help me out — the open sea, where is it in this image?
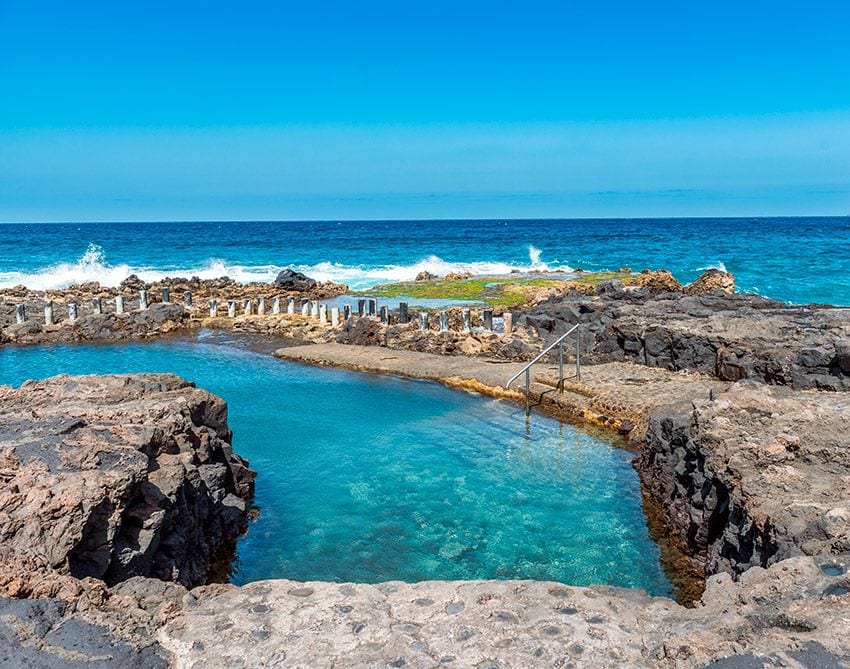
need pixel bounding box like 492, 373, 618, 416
1, 217, 849, 304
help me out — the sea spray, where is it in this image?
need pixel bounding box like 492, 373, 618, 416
0, 247, 573, 291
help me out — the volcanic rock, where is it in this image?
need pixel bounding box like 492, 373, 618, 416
685, 268, 735, 294
516, 288, 850, 390
0, 374, 255, 594
273, 268, 318, 290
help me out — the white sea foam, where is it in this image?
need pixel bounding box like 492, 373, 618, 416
696, 261, 728, 273
0, 243, 573, 291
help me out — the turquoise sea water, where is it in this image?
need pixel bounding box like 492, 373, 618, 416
1, 217, 849, 304
0, 336, 671, 595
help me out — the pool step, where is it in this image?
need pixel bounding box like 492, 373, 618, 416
533, 373, 597, 397
522, 376, 594, 422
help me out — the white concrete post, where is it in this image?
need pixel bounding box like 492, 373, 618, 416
503, 312, 513, 336
91, 297, 102, 315
228, 300, 236, 317
243, 298, 252, 315
161, 287, 170, 303
311, 301, 319, 319
439, 311, 448, 332
319, 304, 327, 324
380, 306, 389, 325
272, 297, 281, 314
15, 304, 25, 324
115, 295, 125, 314
357, 299, 366, 316
301, 301, 310, 316
183, 291, 192, 308
343, 304, 352, 320
67, 303, 77, 322
399, 302, 409, 324
139, 290, 148, 311
331, 307, 340, 327
257, 297, 266, 315
209, 299, 218, 317
419, 312, 429, 331
483, 309, 494, 331
286, 297, 295, 314
43, 300, 54, 326
368, 298, 377, 316
462, 309, 471, 333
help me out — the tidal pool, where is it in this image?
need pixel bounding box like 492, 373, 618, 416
0, 335, 671, 595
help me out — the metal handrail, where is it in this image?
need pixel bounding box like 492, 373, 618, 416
505, 323, 581, 413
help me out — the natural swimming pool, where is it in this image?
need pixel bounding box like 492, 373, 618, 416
0, 334, 671, 595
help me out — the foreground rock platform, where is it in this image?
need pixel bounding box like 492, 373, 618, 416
160, 557, 850, 668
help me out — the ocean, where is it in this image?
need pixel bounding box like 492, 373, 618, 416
1, 217, 849, 304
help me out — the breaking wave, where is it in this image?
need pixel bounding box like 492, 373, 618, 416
0, 244, 573, 291
696, 261, 728, 273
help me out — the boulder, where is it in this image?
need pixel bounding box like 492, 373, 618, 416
415, 271, 438, 281
635, 269, 683, 293
686, 269, 735, 295
273, 268, 318, 291
119, 274, 147, 291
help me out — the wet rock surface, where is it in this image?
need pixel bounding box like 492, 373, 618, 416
515, 285, 850, 390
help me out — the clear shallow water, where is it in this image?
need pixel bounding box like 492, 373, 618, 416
0, 336, 671, 595
1, 217, 849, 304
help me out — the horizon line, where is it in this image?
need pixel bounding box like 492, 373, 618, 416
2, 213, 849, 225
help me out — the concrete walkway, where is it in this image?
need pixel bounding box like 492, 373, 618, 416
274, 343, 728, 439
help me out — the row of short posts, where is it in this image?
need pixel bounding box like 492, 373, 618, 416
206, 295, 509, 334
12, 287, 190, 325
15, 292, 511, 335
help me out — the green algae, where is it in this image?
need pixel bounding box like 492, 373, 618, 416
354, 272, 636, 307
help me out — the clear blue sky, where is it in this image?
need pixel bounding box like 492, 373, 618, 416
1, 0, 849, 221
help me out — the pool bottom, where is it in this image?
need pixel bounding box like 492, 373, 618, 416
0, 335, 672, 597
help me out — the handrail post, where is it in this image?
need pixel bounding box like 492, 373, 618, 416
525, 368, 530, 414
558, 341, 564, 393
576, 328, 581, 381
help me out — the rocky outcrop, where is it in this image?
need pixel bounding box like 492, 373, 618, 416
0, 272, 349, 345
639, 382, 850, 578
0, 374, 255, 595
335, 310, 539, 360
684, 268, 734, 295
273, 268, 318, 291
516, 284, 850, 390
0, 301, 190, 345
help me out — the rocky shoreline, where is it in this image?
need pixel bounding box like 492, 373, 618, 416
1, 267, 849, 667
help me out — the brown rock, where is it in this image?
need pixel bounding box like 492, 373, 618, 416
0, 374, 255, 594
686, 268, 735, 294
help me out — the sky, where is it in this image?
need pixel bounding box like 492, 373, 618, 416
1, 0, 849, 222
